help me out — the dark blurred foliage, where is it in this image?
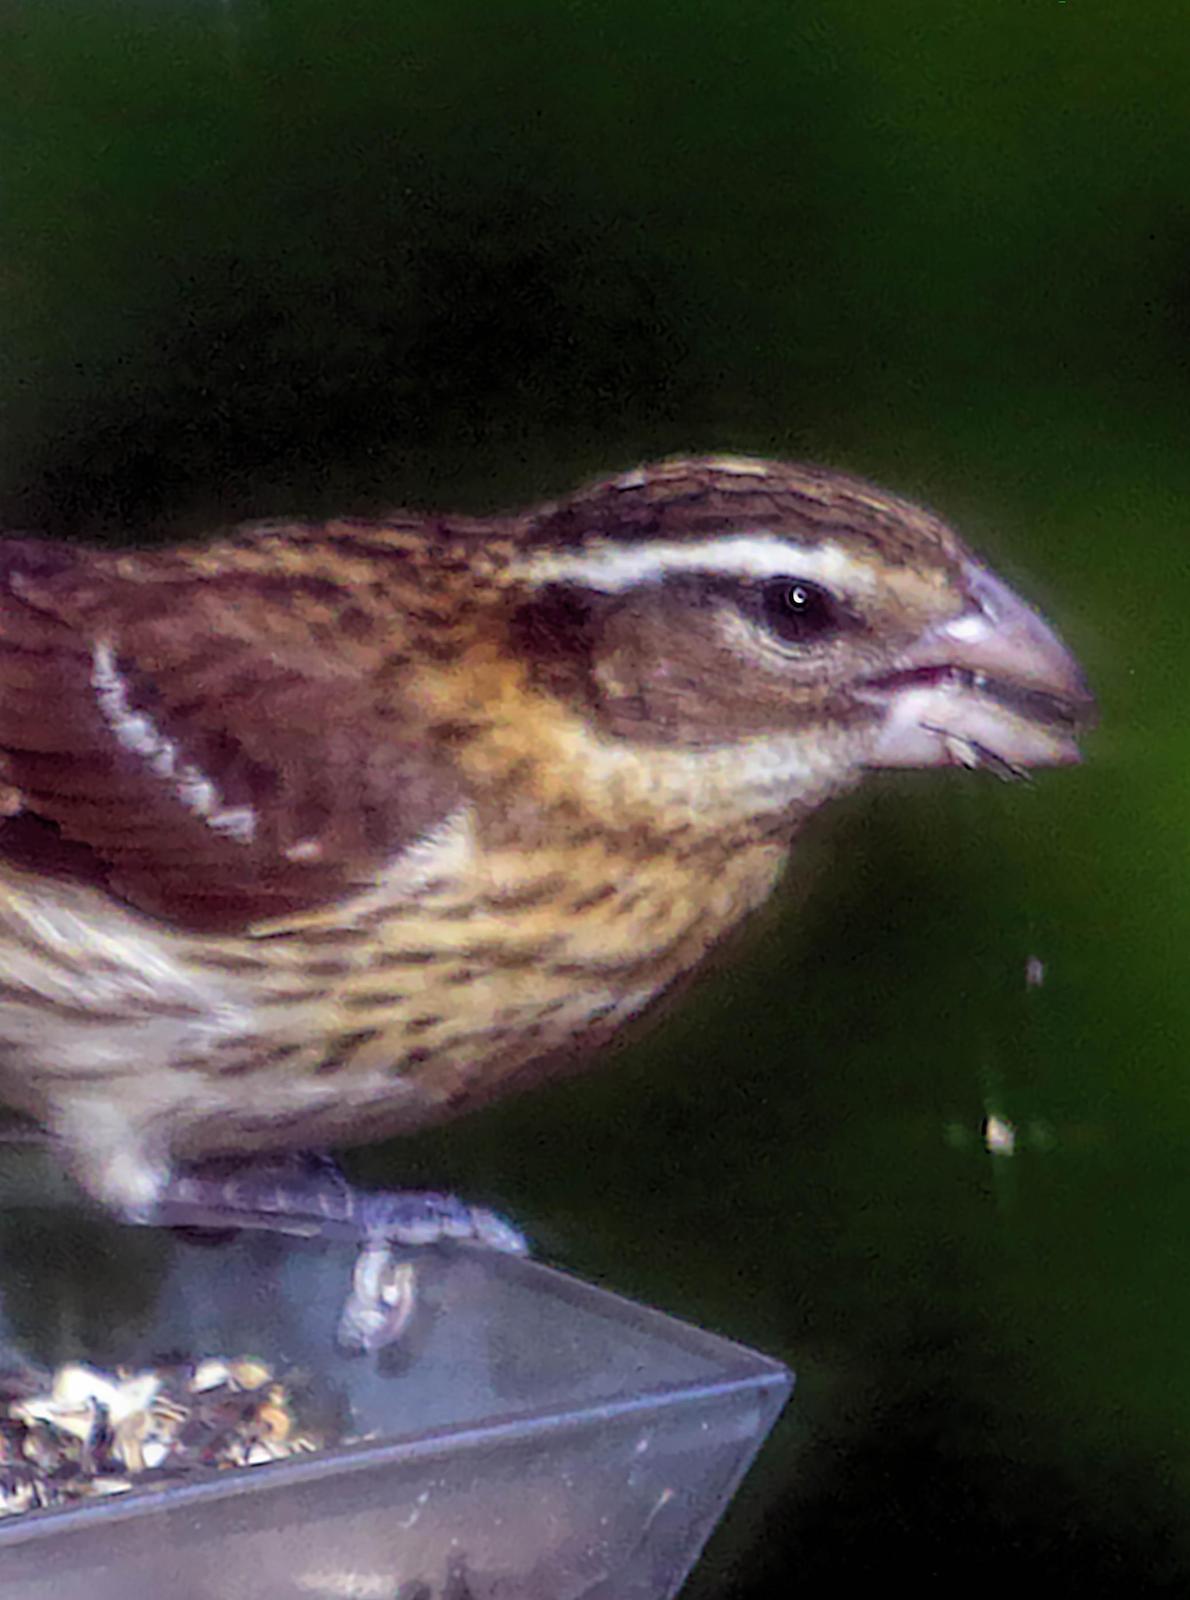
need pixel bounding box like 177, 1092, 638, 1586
2, 0, 1190, 1593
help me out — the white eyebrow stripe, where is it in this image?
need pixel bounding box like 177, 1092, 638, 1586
512, 534, 872, 595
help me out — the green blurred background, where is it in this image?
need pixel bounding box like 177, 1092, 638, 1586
1, 0, 1187, 1591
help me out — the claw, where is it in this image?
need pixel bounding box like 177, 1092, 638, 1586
338, 1242, 419, 1353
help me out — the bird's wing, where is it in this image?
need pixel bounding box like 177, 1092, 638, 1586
0, 538, 460, 931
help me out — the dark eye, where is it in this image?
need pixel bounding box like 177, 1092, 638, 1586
759, 578, 839, 644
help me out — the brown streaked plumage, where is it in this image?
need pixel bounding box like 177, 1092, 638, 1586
0, 456, 1094, 1220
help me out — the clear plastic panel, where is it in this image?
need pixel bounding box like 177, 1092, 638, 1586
0, 1153, 791, 1599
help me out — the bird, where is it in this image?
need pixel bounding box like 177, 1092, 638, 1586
0, 455, 1093, 1243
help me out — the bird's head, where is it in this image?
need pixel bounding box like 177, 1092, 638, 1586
497, 455, 1094, 826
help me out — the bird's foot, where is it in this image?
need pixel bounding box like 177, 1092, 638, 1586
145, 1152, 528, 1256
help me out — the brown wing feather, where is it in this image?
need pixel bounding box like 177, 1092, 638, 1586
0, 538, 458, 932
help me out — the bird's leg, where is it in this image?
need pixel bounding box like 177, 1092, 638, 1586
154, 1157, 521, 1354
47, 1103, 526, 1254
148, 1152, 529, 1255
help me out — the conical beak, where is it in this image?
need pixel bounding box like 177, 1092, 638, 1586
863, 559, 1096, 775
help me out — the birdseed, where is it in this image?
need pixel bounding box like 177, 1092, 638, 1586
0, 1354, 335, 1518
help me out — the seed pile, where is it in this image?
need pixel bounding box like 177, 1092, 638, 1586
0, 1355, 332, 1518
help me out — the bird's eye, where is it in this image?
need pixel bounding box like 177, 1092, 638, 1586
759, 578, 839, 644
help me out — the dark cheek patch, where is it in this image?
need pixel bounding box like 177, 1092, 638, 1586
507, 587, 605, 715
512, 586, 845, 746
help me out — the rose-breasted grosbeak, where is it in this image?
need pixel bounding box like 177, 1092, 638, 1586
0, 456, 1093, 1242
